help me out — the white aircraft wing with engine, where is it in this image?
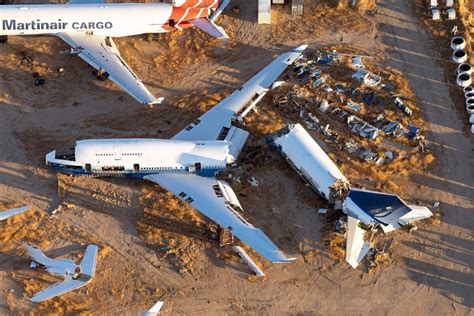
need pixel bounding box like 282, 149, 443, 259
57, 33, 163, 105
144, 173, 295, 263
172, 45, 307, 143
0, 205, 29, 221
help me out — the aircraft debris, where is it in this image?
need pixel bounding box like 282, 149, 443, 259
267, 124, 433, 268
141, 300, 164, 316
348, 115, 380, 140
25, 243, 98, 302
318, 208, 328, 214
247, 177, 259, 187
233, 246, 265, 277
0, 205, 30, 222
394, 97, 413, 116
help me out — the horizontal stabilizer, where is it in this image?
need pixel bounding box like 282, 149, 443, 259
346, 216, 371, 268
189, 18, 229, 39
0, 205, 29, 221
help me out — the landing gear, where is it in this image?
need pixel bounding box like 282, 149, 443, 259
93, 68, 109, 81
0, 35, 8, 44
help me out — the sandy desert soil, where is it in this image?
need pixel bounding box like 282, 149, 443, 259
0, 0, 473, 314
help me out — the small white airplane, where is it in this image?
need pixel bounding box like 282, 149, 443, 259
0, 0, 230, 105
24, 242, 98, 302
0, 205, 30, 221
45, 45, 308, 263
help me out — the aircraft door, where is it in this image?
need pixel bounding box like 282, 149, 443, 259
113, 145, 122, 160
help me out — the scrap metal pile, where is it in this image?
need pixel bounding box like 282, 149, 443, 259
271, 49, 428, 165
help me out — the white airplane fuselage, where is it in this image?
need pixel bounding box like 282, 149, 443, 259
46, 139, 234, 178
0, 4, 177, 37
26, 243, 81, 278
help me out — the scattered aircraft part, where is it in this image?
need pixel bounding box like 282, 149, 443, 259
0, 205, 29, 221
451, 36, 466, 50
266, 123, 349, 202
456, 72, 472, 88
469, 114, 474, 124
445, 0, 454, 7
318, 208, 328, 214
45, 46, 307, 265
141, 300, 164, 316
351, 56, 364, 69
25, 243, 98, 302
447, 8, 456, 20
452, 49, 468, 64
431, 8, 440, 20
267, 124, 433, 268
0, 1, 227, 105
471, 124, 474, 134
233, 246, 265, 277
457, 63, 472, 75
346, 216, 371, 268
248, 177, 259, 187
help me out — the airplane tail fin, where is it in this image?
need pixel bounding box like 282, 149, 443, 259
346, 216, 371, 269
188, 18, 229, 39
344, 188, 433, 233
79, 245, 99, 280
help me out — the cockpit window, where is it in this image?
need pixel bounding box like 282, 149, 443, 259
55, 147, 75, 161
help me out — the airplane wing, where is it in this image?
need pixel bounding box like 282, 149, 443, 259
79, 244, 99, 279
345, 216, 371, 269
57, 33, 162, 105
171, 45, 307, 142
144, 173, 295, 263
31, 277, 87, 303
0, 205, 29, 221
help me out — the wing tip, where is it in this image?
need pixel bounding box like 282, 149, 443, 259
148, 97, 165, 105
294, 44, 308, 53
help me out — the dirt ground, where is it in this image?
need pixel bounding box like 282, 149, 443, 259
0, 0, 473, 314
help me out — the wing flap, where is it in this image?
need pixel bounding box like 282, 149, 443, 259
0, 206, 29, 221
57, 33, 162, 105
144, 173, 294, 263
172, 45, 307, 141
31, 278, 86, 303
